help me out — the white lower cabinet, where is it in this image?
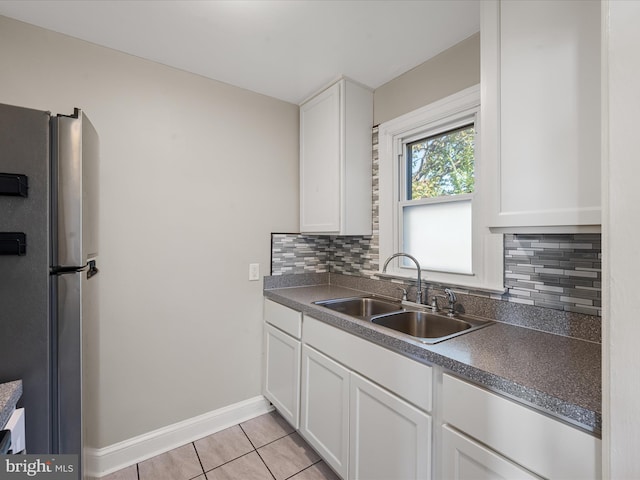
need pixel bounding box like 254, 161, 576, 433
442, 374, 601, 480
442, 425, 541, 480
300, 344, 350, 479
263, 299, 303, 429
350, 372, 431, 480
263, 322, 301, 429
301, 315, 433, 480
263, 299, 600, 480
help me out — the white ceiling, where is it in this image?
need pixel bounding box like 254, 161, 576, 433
0, 0, 480, 104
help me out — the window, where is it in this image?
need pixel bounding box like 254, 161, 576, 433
378, 85, 504, 292
407, 125, 475, 200
402, 124, 475, 274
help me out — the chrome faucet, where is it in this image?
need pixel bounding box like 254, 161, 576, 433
443, 288, 457, 316
382, 253, 424, 304
434, 288, 458, 316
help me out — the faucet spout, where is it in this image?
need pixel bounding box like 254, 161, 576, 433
382, 253, 423, 304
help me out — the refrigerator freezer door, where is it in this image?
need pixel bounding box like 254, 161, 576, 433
52, 110, 99, 268
82, 115, 99, 261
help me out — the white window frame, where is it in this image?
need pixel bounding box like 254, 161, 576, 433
378, 85, 505, 292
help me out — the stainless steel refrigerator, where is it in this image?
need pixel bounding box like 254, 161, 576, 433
0, 102, 99, 467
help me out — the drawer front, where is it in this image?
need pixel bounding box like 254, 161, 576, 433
264, 299, 302, 339
442, 374, 601, 480
304, 315, 432, 412
442, 425, 542, 480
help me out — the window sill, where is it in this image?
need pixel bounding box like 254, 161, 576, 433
377, 271, 507, 295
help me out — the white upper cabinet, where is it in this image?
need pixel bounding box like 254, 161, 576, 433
300, 78, 373, 235
482, 0, 601, 231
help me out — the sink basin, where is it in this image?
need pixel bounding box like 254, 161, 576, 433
371, 311, 493, 344
314, 296, 404, 318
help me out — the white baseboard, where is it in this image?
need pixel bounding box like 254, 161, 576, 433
84, 395, 273, 478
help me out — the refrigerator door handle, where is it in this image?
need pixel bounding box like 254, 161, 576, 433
51, 259, 98, 278
86, 259, 99, 279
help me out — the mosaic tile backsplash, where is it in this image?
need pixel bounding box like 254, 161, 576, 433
271, 127, 602, 317
504, 234, 601, 315
271, 234, 375, 276
270, 232, 602, 316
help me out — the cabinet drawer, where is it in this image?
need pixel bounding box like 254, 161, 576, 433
264, 299, 302, 339
442, 425, 541, 480
443, 374, 601, 480
304, 315, 432, 412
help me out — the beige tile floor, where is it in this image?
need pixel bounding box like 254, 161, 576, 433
101, 411, 340, 480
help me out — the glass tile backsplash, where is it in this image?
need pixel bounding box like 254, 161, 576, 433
270, 232, 601, 316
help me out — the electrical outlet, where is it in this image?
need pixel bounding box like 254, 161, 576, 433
249, 263, 260, 281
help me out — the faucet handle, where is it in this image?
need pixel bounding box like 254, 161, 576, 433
444, 288, 457, 303
428, 295, 439, 312
443, 289, 457, 316
397, 287, 408, 301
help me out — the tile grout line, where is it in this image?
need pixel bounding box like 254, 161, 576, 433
238, 422, 258, 450
254, 447, 278, 480
238, 422, 278, 480
239, 421, 295, 451
239, 423, 314, 480
193, 425, 260, 478
260, 432, 325, 480
191, 441, 206, 479
282, 458, 324, 480
113, 414, 327, 480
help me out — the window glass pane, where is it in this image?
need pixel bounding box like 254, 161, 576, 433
402, 200, 472, 274
407, 125, 475, 200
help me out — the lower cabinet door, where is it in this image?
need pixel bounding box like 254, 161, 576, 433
263, 323, 301, 429
349, 372, 431, 480
442, 425, 542, 480
300, 345, 350, 479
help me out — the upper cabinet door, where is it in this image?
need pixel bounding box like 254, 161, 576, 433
300, 82, 342, 233
300, 78, 373, 235
482, 0, 601, 232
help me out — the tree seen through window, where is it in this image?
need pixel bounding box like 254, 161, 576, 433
407, 125, 475, 200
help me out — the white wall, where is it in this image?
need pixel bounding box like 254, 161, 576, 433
0, 16, 299, 449
602, 1, 640, 478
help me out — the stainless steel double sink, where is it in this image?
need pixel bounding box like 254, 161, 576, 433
313, 296, 493, 344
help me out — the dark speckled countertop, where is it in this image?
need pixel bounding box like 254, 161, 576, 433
0, 380, 22, 429
264, 283, 601, 435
